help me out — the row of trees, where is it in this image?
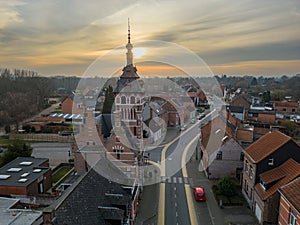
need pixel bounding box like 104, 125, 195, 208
0, 68, 54, 130
217, 74, 300, 101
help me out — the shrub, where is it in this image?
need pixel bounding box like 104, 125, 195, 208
217, 176, 236, 197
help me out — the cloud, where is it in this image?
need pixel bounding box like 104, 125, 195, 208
0, 0, 300, 75
0, 0, 25, 28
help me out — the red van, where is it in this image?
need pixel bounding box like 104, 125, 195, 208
194, 187, 206, 201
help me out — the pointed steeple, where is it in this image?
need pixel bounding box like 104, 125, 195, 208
126, 18, 133, 66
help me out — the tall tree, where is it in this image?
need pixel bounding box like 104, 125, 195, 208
0, 139, 33, 167
102, 85, 115, 114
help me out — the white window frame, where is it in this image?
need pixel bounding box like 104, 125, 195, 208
289, 210, 296, 225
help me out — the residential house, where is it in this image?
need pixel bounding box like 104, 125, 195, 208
61, 95, 83, 114
242, 131, 300, 208
246, 109, 276, 124
143, 101, 167, 143
273, 101, 299, 113
203, 137, 244, 179
230, 94, 251, 110
199, 111, 243, 179
235, 123, 254, 146
226, 105, 245, 121
253, 159, 300, 224
278, 177, 300, 225
161, 98, 185, 127
0, 157, 52, 197
43, 158, 138, 225
0, 197, 43, 225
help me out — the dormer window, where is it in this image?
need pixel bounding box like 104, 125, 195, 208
268, 158, 274, 166
260, 178, 266, 190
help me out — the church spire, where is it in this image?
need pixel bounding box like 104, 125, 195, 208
128, 18, 131, 44
126, 18, 133, 66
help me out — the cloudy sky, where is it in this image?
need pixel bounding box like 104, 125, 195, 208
1, 0, 300, 76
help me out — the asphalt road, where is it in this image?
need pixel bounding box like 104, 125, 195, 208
150, 107, 219, 225
31, 142, 72, 167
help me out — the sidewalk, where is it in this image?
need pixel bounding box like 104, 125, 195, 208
135, 127, 180, 225
135, 183, 159, 225
186, 154, 259, 225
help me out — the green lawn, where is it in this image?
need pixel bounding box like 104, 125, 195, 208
52, 166, 73, 184
0, 136, 12, 146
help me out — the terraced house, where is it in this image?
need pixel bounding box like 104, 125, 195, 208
242, 131, 300, 210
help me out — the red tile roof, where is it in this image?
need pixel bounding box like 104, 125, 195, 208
255, 159, 300, 200
280, 177, 300, 212
245, 131, 292, 163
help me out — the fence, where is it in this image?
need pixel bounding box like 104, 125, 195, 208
9, 133, 74, 143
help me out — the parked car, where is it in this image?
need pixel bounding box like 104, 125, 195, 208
194, 187, 206, 201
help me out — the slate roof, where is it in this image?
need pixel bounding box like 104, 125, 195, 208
248, 109, 275, 115
114, 65, 143, 94
227, 105, 244, 113
148, 102, 165, 116
65, 94, 82, 104
255, 159, 300, 200
244, 131, 293, 163
46, 158, 133, 225
144, 118, 161, 132
280, 176, 300, 212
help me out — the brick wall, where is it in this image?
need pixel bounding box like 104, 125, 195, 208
0, 186, 27, 195
62, 97, 73, 114
236, 129, 253, 142
242, 156, 256, 206
278, 195, 300, 225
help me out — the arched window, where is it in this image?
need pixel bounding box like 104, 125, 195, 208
121, 96, 126, 104
130, 96, 135, 104
116, 97, 120, 104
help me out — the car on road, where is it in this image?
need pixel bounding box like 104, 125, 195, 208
180, 124, 187, 131
197, 113, 206, 120
194, 187, 206, 201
